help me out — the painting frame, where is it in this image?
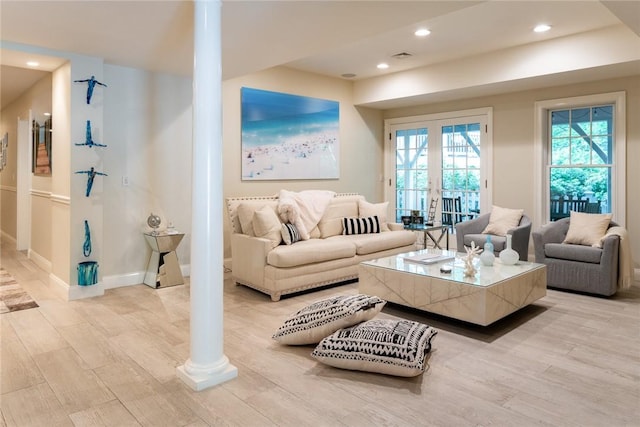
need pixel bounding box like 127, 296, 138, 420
32, 116, 52, 176
241, 87, 340, 181
0, 132, 7, 172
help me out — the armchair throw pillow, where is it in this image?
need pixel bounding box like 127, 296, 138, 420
563, 211, 612, 247
281, 223, 301, 245
482, 205, 524, 236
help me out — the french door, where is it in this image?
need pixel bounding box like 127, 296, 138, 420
385, 109, 492, 229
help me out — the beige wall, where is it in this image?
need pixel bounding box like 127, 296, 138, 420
384, 75, 640, 267
221, 67, 384, 258
0, 73, 52, 247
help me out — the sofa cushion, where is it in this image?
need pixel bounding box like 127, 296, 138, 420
330, 230, 416, 255
358, 200, 390, 232
482, 205, 523, 236
252, 205, 283, 248
311, 318, 438, 377
272, 294, 386, 345
545, 243, 603, 264
318, 201, 358, 238
237, 200, 278, 236
343, 216, 380, 235
563, 211, 612, 247
463, 234, 506, 252
281, 223, 301, 245
267, 238, 356, 268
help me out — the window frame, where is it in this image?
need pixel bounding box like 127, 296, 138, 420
533, 92, 626, 230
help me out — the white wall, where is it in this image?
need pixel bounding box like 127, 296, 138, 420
102, 64, 193, 282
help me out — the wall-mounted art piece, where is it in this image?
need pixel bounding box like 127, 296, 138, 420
75, 167, 107, 197
241, 87, 340, 180
0, 132, 7, 172
32, 116, 52, 176
76, 120, 106, 147
74, 75, 107, 104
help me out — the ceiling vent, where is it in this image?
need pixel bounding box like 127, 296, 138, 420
392, 52, 412, 59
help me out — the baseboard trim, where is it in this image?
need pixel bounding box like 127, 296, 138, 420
103, 264, 190, 289
103, 271, 145, 289
49, 272, 105, 300
28, 249, 52, 273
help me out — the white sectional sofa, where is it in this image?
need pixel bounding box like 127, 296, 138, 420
226, 193, 416, 301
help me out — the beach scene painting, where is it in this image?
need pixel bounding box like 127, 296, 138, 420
241, 87, 339, 180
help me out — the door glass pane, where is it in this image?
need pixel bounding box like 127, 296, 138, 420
395, 128, 428, 221
441, 122, 481, 227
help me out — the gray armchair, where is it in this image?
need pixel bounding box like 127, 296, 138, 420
532, 218, 619, 296
455, 213, 531, 261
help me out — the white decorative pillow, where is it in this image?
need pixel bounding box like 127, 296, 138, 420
272, 294, 386, 345
563, 211, 612, 247
358, 200, 390, 232
318, 202, 358, 238
343, 216, 380, 235
482, 205, 524, 236
311, 318, 438, 377
281, 223, 301, 245
252, 205, 282, 248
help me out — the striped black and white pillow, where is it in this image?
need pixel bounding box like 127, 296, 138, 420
342, 216, 380, 235
281, 223, 301, 245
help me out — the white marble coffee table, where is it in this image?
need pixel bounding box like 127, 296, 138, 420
359, 249, 547, 326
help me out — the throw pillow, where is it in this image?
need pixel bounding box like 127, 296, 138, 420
343, 216, 380, 235
272, 294, 386, 345
358, 200, 390, 232
318, 201, 358, 238
482, 205, 524, 236
311, 318, 438, 377
252, 205, 282, 249
563, 211, 612, 247
281, 223, 301, 245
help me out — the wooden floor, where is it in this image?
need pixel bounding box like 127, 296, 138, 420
1, 237, 639, 427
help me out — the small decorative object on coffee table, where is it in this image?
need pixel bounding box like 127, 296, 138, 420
499, 234, 519, 265
480, 235, 495, 266
464, 241, 482, 277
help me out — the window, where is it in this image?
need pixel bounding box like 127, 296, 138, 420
534, 92, 626, 227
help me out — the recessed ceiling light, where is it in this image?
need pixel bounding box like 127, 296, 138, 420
26, 61, 40, 67
534, 24, 551, 33
415, 28, 431, 37
44, 112, 51, 116
341, 73, 357, 79
377, 63, 389, 70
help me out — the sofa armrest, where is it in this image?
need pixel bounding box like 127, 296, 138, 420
508, 216, 532, 261
388, 222, 404, 231
230, 234, 271, 287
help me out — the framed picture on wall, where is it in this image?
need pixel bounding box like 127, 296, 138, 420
32, 116, 52, 176
0, 132, 7, 172
241, 87, 340, 180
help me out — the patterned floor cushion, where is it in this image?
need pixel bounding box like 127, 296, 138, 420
272, 294, 386, 345
311, 318, 437, 377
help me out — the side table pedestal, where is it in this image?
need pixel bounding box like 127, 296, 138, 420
143, 232, 185, 288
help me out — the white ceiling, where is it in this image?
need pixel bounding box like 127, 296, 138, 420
1, 0, 639, 110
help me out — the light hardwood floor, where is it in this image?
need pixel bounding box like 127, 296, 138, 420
1, 237, 639, 427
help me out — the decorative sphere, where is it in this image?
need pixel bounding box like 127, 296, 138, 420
147, 213, 161, 229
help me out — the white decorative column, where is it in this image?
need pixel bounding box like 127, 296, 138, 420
177, 0, 237, 391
